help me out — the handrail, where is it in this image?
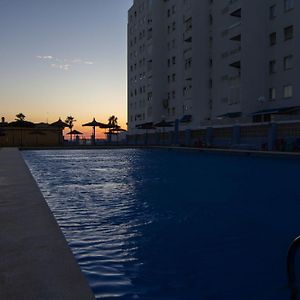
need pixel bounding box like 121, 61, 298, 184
287, 236, 300, 300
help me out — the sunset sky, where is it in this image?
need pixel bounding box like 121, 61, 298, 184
0, 0, 133, 138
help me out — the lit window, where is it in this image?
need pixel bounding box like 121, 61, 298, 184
284, 55, 293, 70
283, 85, 293, 98
269, 88, 276, 101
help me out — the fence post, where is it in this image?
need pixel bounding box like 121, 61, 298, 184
268, 123, 277, 151
232, 125, 240, 145
206, 127, 213, 147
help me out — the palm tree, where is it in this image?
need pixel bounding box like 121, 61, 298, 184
15, 113, 26, 146
108, 115, 118, 128
107, 116, 118, 143
65, 116, 76, 141
15, 113, 25, 121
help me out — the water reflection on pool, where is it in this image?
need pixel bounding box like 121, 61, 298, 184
23, 149, 300, 300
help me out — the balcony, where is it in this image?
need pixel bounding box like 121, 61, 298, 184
227, 21, 241, 40
230, 8, 241, 18
229, 61, 241, 69
228, 0, 242, 15
230, 34, 241, 42
183, 30, 192, 43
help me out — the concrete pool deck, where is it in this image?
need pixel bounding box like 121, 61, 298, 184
0, 148, 95, 300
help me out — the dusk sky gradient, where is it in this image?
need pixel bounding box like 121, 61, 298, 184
0, 0, 133, 136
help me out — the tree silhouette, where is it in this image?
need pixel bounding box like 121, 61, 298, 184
15, 113, 25, 121
108, 115, 118, 128
107, 115, 118, 143
65, 116, 76, 140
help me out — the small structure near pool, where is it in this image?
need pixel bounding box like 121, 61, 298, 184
0, 117, 65, 147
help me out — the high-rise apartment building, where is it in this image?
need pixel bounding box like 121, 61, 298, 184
127, 0, 299, 134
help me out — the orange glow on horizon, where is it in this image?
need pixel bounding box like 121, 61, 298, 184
2, 113, 127, 140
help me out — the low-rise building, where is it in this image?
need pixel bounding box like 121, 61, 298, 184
0, 119, 64, 147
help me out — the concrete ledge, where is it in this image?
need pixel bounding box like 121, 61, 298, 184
0, 148, 95, 300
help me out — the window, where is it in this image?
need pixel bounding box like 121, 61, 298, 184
284, 0, 294, 12
147, 92, 152, 101
172, 107, 176, 116
147, 59, 152, 71
185, 57, 192, 69
284, 26, 294, 40
172, 39, 176, 48
183, 84, 192, 96
284, 55, 293, 70
185, 17, 192, 31
269, 5, 276, 19
172, 5, 176, 14
269, 60, 276, 74
172, 56, 176, 65
284, 85, 293, 98
269, 32, 277, 46
269, 88, 276, 101
172, 21, 176, 31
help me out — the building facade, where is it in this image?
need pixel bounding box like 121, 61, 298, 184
127, 0, 299, 137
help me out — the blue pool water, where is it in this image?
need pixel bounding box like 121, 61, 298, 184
23, 149, 300, 300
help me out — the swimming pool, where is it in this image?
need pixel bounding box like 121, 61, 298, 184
23, 149, 300, 299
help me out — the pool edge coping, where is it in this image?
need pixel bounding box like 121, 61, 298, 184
15, 145, 300, 159
0, 148, 96, 300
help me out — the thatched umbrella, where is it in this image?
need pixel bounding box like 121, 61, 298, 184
136, 122, 156, 130
67, 130, 83, 143
82, 118, 107, 145
50, 118, 69, 145
8, 120, 35, 128
67, 129, 83, 135
154, 120, 174, 128
50, 118, 68, 128
136, 122, 156, 145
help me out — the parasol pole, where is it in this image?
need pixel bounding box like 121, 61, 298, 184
93, 126, 96, 145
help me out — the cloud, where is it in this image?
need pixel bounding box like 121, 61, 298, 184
50, 63, 71, 71
36, 55, 95, 71
37, 55, 54, 60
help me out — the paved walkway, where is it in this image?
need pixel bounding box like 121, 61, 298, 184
0, 148, 95, 300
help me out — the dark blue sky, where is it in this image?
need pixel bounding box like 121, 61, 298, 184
0, 0, 133, 129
